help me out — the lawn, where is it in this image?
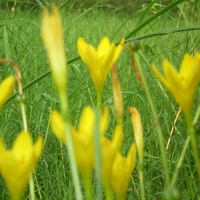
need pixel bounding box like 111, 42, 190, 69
0, 0, 200, 199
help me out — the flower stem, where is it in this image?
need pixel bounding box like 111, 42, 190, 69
82, 176, 93, 200
138, 162, 145, 200
170, 135, 190, 187
105, 185, 114, 200
64, 123, 82, 200
94, 105, 103, 199
59, 90, 82, 200
187, 119, 200, 186
133, 51, 170, 186
29, 175, 35, 200
18, 98, 35, 200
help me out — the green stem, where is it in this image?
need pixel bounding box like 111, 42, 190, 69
187, 119, 200, 186
29, 175, 35, 200
59, 90, 82, 200
20, 102, 27, 132
138, 162, 145, 200
105, 184, 114, 200
83, 176, 93, 200
17, 94, 36, 200
170, 135, 190, 187
94, 106, 103, 199
64, 123, 82, 200
134, 52, 170, 186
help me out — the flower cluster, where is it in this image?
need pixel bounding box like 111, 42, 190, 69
42, 6, 141, 199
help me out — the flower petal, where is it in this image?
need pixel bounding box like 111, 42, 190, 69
50, 110, 66, 144
97, 37, 111, 58
0, 76, 15, 109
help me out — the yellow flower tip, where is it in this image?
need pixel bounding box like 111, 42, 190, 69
112, 125, 123, 151
0, 76, 15, 109
153, 52, 200, 119
78, 106, 95, 133
0, 131, 43, 200
77, 37, 124, 94
50, 110, 66, 144
72, 106, 95, 176
128, 107, 143, 163
100, 125, 123, 187
113, 38, 125, 62
41, 5, 67, 92
111, 143, 136, 200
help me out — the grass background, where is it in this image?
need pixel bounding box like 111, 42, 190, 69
0, 0, 200, 199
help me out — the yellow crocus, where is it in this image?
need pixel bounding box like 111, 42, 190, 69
101, 125, 123, 195
41, 5, 67, 92
152, 52, 200, 119
70, 106, 95, 177
51, 106, 108, 176
0, 131, 43, 200
111, 143, 136, 200
77, 37, 124, 95
0, 76, 15, 109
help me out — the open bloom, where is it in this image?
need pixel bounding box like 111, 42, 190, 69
41, 5, 67, 92
111, 143, 136, 200
0, 76, 15, 109
0, 131, 43, 200
152, 52, 200, 118
51, 106, 109, 179
77, 37, 124, 94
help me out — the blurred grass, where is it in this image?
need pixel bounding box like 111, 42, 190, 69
0, 0, 200, 199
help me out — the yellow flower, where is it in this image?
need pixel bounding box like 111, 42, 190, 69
111, 143, 136, 200
0, 131, 43, 200
129, 107, 143, 163
77, 37, 124, 95
70, 106, 95, 177
41, 5, 67, 92
51, 106, 109, 178
101, 125, 123, 191
152, 52, 200, 118
0, 76, 15, 109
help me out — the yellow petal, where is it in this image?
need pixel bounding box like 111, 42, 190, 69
163, 59, 183, 90
79, 107, 95, 134
179, 53, 195, 79
34, 137, 44, 161
113, 38, 125, 62
71, 107, 95, 176
101, 125, 123, 187
101, 44, 116, 76
50, 110, 66, 144
0, 76, 15, 109
97, 37, 111, 58
12, 132, 33, 167
111, 143, 136, 200
77, 37, 89, 64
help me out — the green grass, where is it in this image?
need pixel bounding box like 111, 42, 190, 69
0, 0, 200, 199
